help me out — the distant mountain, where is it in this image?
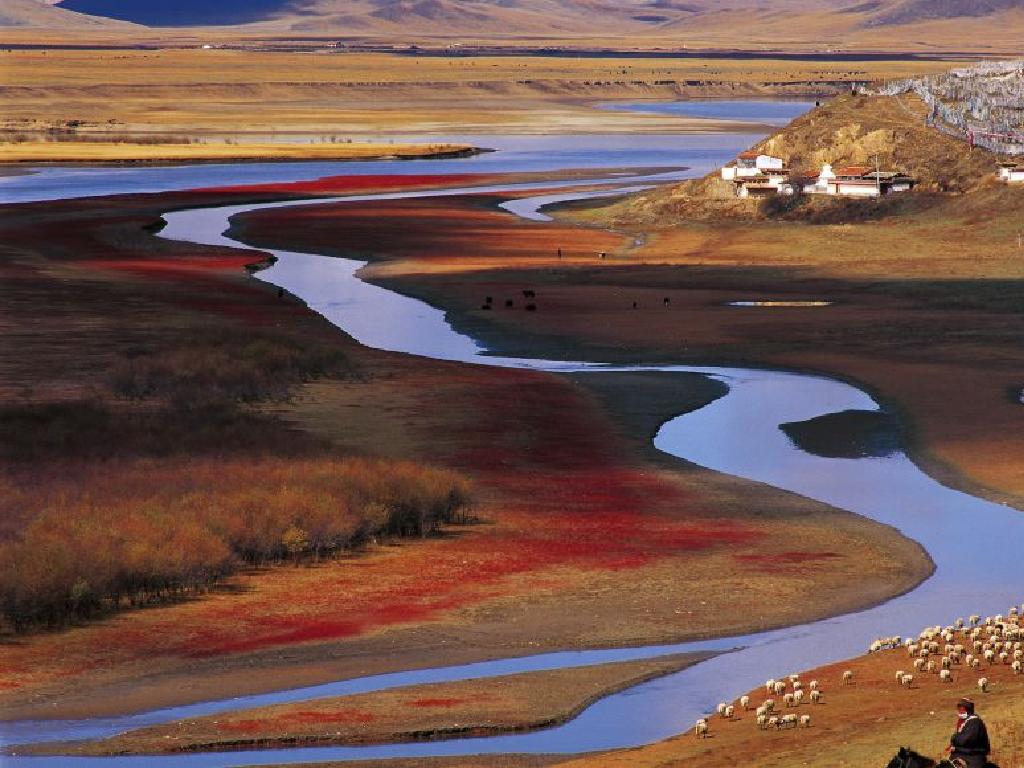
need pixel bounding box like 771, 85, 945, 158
0, 0, 132, 26
54, 0, 303, 26
41, 0, 842, 32
4, 0, 1020, 35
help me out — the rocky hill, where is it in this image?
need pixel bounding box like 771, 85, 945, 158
611, 91, 1005, 224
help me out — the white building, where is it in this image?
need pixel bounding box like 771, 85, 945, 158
997, 162, 1024, 183
721, 151, 785, 181
802, 164, 914, 197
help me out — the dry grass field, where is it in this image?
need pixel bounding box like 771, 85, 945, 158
0, 140, 475, 163
0, 49, 959, 139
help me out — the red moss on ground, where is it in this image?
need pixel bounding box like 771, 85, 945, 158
406, 697, 483, 709
219, 709, 378, 733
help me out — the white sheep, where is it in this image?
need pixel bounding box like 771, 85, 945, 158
756, 713, 768, 730
896, 669, 906, 683
940, 669, 952, 683
978, 677, 989, 693
793, 689, 804, 706
740, 695, 751, 711
1013, 660, 1022, 675
799, 714, 812, 728
695, 718, 709, 738
971, 657, 982, 669
913, 658, 926, 672
901, 673, 914, 687
783, 692, 796, 707
756, 704, 768, 719
810, 689, 822, 704
716, 702, 728, 717
843, 670, 854, 684
768, 715, 779, 729
724, 705, 735, 719
773, 681, 786, 695
808, 679, 819, 691
780, 714, 798, 729
765, 678, 776, 694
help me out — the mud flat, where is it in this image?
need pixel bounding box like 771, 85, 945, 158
31, 656, 710, 755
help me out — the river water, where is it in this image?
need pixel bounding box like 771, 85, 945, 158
3, 101, 1022, 767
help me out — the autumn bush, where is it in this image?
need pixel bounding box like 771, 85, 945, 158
0, 457, 472, 632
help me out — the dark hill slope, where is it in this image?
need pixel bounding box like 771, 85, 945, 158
868, 0, 1024, 25
55, 0, 303, 26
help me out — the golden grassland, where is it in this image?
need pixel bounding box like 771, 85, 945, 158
37, 655, 707, 755
0, 49, 959, 137
0, 140, 475, 163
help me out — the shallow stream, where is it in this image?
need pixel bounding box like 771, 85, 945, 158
2, 101, 1021, 768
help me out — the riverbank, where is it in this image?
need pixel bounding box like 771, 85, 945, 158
29, 655, 710, 755
550, 620, 1024, 768
0, 172, 930, 726
0, 141, 479, 165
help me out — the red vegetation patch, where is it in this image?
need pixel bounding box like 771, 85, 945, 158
199, 173, 492, 196
218, 708, 378, 733
83, 256, 259, 279
235, 193, 624, 267
735, 551, 841, 564
734, 551, 841, 574
405, 697, 474, 708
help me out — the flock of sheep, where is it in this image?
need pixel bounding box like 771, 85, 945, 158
694, 603, 1024, 740
694, 672, 822, 738
889, 607, 1024, 693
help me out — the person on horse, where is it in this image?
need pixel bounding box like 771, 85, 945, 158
944, 697, 991, 768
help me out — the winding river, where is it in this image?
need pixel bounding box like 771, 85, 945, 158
3, 103, 1023, 767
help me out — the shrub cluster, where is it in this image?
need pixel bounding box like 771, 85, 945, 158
108, 332, 352, 413
0, 457, 471, 632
